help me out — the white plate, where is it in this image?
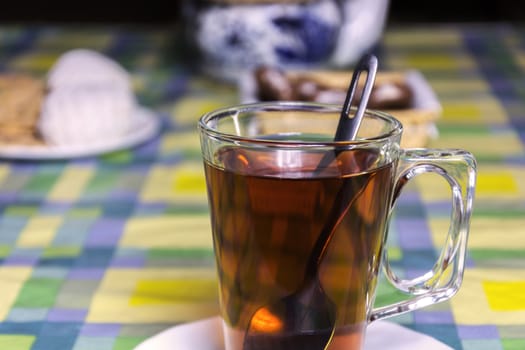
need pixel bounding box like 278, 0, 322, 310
134, 316, 452, 350
0, 106, 161, 160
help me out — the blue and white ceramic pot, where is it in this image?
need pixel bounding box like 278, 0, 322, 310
183, 0, 389, 81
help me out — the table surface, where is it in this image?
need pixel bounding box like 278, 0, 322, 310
0, 23, 523, 350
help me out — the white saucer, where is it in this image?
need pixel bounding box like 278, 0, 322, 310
134, 316, 452, 350
0, 106, 161, 160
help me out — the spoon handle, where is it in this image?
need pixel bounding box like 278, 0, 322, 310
335, 53, 378, 141
313, 54, 378, 176
305, 54, 378, 276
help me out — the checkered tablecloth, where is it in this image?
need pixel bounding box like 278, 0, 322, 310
0, 24, 523, 350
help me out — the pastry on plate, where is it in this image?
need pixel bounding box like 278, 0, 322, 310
39, 49, 136, 147
248, 67, 441, 148
46, 49, 131, 91
39, 84, 135, 147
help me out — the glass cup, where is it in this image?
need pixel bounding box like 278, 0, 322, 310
198, 102, 476, 350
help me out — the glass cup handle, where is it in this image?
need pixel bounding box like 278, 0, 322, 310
370, 149, 477, 322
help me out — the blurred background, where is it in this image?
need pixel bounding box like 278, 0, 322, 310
0, 0, 522, 24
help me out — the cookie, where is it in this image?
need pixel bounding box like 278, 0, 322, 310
0, 74, 45, 128
0, 74, 45, 145
252, 67, 441, 148
255, 67, 414, 109
0, 130, 44, 146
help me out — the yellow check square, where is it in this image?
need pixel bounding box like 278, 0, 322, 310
87, 268, 218, 323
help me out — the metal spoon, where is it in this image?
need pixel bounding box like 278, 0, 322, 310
243, 54, 378, 350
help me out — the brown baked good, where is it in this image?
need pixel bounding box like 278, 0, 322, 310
0, 129, 44, 146
0, 74, 45, 145
252, 67, 440, 148
255, 67, 414, 109
255, 66, 294, 101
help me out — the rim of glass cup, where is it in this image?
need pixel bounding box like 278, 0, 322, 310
198, 101, 403, 147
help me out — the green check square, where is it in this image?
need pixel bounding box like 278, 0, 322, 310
14, 278, 62, 308
113, 337, 146, 350
503, 339, 525, 350
0, 335, 35, 350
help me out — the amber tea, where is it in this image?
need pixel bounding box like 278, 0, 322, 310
204, 146, 395, 350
